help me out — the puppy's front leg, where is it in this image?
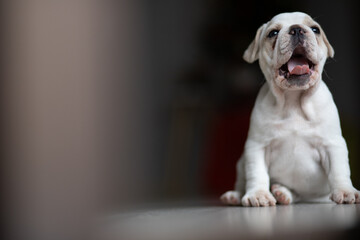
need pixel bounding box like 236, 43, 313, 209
326, 137, 360, 204
242, 142, 276, 207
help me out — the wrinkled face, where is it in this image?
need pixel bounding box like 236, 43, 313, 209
243, 12, 334, 90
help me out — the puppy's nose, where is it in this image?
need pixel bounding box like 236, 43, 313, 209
289, 27, 306, 36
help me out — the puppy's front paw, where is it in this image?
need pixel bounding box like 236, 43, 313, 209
242, 189, 276, 207
220, 191, 241, 205
330, 188, 360, 204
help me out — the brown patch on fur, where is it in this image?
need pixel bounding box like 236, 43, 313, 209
272, 38, 277, 50
302, 16, 314, 26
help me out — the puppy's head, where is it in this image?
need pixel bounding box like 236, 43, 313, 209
243, 12, 334, 90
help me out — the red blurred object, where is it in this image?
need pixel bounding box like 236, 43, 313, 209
203, 106, 252, 197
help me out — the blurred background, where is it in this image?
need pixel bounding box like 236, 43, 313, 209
1, 0, 359, 239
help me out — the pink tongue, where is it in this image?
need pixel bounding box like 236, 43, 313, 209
287, 58, 310, 75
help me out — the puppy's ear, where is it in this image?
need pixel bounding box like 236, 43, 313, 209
243, 24, 266, 63
320, 26, 334, 58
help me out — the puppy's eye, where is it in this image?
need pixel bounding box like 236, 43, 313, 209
268, 30, 279, 38
311, 26, 320, 34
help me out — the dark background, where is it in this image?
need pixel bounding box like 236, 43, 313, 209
1, 0, 359, 239
121, 0, 360, 201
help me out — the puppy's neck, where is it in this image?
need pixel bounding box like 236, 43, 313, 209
270, 80, 321, 120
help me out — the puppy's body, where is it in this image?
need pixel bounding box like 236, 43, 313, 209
221, 12, 359, 206
244, 80, 337, 201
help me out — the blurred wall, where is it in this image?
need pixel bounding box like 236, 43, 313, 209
1, 1, 158, 239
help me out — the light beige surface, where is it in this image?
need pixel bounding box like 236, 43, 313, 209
101, 203, 360, 240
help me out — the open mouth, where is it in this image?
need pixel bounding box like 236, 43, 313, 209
279, 47, 315, 81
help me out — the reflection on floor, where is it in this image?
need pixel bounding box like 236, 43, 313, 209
100, 203, 360, 240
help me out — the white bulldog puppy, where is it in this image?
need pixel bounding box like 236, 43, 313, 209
221, 12, 360, 207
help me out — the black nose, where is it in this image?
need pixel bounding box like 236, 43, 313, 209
289, 27, 306, 36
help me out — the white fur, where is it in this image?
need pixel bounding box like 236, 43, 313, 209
221, 12, 359, 207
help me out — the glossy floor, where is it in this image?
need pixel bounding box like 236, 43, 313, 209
101, 203, 360, 240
